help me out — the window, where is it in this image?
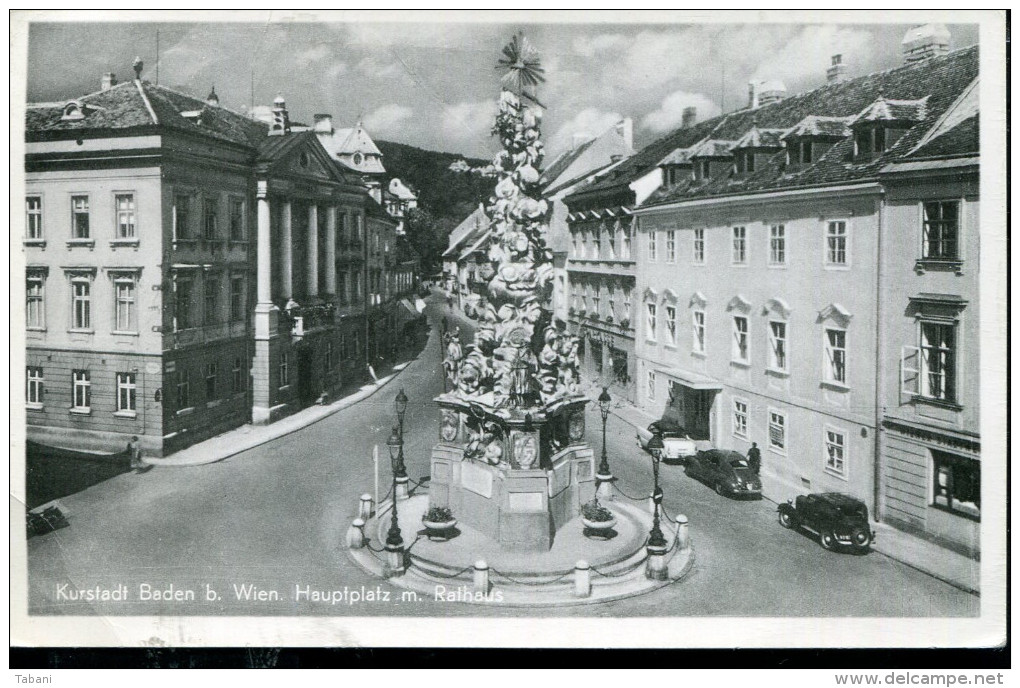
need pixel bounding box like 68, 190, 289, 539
71, 278, 91, 330
114, 278, 136, 332
646, 302, 657, 341
27, 276, 45, 329
824, 427, 847, 477
325, 341, 334, 371
115, 194, 136, 239
355, 214, 363, 241
116, 372, 136, 414
824, 328, 847, 385
623, 288, 632, 319
922, 201, 959, 260
769, 224, 785, 265
176, 371, 190, 410
174, 277, 193, 331
693, 228, 705, 264
826, 221, 848, 266
229, 198, 245, 241
27, 367, 44, 406
665, 230, 676, 263
203, 197, 219, 240
920, 322, 956, 403
339, 333, 349, 360
611, 347, 629, 385
738, 152, 755, 174
607, 287, 616, 320
571, 232, 579, 258
646, 370, 656, 401
699, 159, 711, 180
692, 310, 706, 354
607, 225, 617, 259
26, 196, 42, 240
204, 277, 219, 326
581, 286, 589, 312
768, 321, 787, 372
71, 195, 90, 239
230, 276, 244, 322
768, 409, 786, 452
665, 305, 676, 345
733, 399, 748, 437
732, 316, 749, 363
174, 195, 191, 240
205, 363, 218, 400
592, 228, 601, 258
592, 285, 601, 316
622, 224, 632, 259
72, 370, 91, 411
591, 341, 604, 376
796, 140, 813, 164
648, 231, 657, 261
855, 126, 887, 156
279, 351, 290, 387
932, 450, 980, 520
232, 357, 245, 393
731, 226, 746, 264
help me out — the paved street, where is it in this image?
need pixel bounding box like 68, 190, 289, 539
26, 295, 978, 619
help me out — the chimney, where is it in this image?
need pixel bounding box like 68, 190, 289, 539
827, 54, 847, 84
270, 93, 290, 136
206, 85, 219, 107
902, 24, 951, 64
747, 81, 761, 109
758, 80, 787, 106
681, 107, 697, 129
572, 132, 593, 150
101, 73, 117, 91
615, 118, 634, 150
313, 114, 333, 134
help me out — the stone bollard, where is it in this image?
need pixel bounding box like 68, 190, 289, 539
574, 560, 592, 598
346, 518, 366, 549
596, 478, 615, 501
395, 477, 410, 501
359, 494, 374, 520
645, 550, 668, 581
675, 514, 690, 551
473, 560, 490, 594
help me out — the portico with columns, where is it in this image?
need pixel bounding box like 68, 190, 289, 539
252, 130, 368, 424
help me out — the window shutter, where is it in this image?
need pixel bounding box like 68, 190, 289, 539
901, 345, 920, 398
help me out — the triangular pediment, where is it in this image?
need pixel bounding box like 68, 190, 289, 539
260, 132, 349, 185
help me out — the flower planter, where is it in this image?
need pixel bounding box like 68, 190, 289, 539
422, 518, 458, 541
581, 516, 617, 536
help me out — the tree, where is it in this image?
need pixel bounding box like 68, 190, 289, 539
403, 207, 444, 272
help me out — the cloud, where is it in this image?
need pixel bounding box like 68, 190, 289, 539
572, 33, 629, 57
363, 103, 413, 133
356, 55, 403, 79
442, 99, 497, 150
547, 108, 625, 155
297, 44, 331, 64
749, 25, 874, 85
641, 90, 720, 133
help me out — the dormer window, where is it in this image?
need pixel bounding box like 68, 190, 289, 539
855, 126, 887, 155
797, 140, 813, 164
735, 152, 755, 174
698, 160, 712, 180
61, 101, 86, 121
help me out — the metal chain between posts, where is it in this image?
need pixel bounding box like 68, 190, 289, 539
407, 477, 430, 491
489, 567, 573, 586
416, 564, 475, 579
588, 563, 638, 579
611, 483, 650, 502
659, 503, 680, 524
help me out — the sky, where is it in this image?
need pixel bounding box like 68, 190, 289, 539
23, 15, 979, 161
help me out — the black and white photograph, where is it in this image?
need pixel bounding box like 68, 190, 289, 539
10, 9, 1008, 654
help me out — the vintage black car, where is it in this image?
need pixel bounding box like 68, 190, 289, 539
684, 449, 762, 498
778, 492, 875, 552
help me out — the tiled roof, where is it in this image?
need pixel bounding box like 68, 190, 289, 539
732, 127, 786, 150
906, 115, 978, 159
257, 129, 316, 163
659, 147, 693, 166
568, 45, 978, 206
783, 115, 853, 139
540, 137, 598, 187
26, 81, 269, 148
850, 96, 929, 125
689, 139, 736, 159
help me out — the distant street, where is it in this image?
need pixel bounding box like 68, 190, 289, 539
27, 294, 978, 618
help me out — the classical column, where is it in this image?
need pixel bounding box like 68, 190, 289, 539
281, 200, 293, 301
307, 204, 319, 300
324, 205, 337, 297
256, 184, 272, 305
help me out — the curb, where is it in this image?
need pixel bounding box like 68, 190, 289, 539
144, 359, 418, 469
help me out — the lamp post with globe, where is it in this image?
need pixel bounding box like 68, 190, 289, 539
595, 387, 615, 500
393, 389, 409, 499
384, 426, 406, 575
644, 432, 669, 579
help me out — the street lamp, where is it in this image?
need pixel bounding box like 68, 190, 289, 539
596, 387, 612, 477
645, 432, 667, 552
384, 426, 405, 572
392, 389, 409, 485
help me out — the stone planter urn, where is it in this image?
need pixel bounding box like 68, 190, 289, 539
422, 512, 458, 541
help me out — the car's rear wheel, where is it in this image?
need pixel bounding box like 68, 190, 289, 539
778, 510, 796, 529
850, 527, 872, 550
819, 531, 837, 551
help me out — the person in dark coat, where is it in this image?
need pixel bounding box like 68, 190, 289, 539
747, 442, 761, 474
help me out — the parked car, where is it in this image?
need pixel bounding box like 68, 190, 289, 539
777, 492, 874, 552
685, 449, 762, 498
636, 419, 697, 464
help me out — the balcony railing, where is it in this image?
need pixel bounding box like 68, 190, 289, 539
284, 302, 336, 336
170, 320, 248, 348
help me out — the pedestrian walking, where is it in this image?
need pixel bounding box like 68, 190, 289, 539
127, 436, 146, 472
747, 442, 761, 474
